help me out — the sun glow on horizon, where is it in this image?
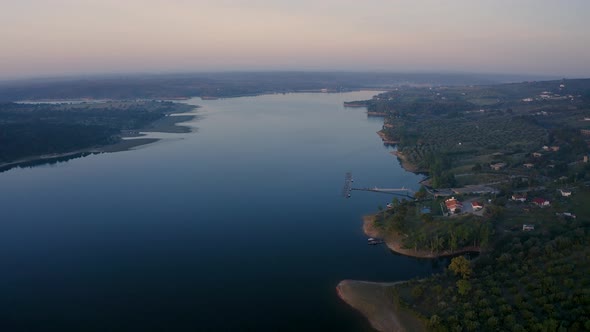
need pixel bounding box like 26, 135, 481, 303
1, 0, 589, 78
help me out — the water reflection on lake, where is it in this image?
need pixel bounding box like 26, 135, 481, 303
0, 91, 437, 331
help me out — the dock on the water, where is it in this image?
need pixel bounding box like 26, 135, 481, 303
351, 186, 414, 199
342, 173, 415, 199
342, 172, 353, 198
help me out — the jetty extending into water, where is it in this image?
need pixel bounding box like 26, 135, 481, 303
342, 172, 353, 198
342, 173, 414, 199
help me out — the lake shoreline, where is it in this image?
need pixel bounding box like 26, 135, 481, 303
338, 110, 478, 331
363, 215, 481, 259
0, 109, 197, 172
336, 280, 426, 332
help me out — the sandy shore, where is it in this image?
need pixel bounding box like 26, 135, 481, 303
337, 280, 426, 332
337, 216, 480, 331
364, 215, 481, 259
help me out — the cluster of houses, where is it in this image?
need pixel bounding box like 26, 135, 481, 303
444, 197, 483, 216
511, 193, 552, 207
526, 144, 563, 162
489, 144, 580, 171
511, 189, 572, 207
511, 187, 577, 232
520, 208, 577, 233
521, 88, 575, 103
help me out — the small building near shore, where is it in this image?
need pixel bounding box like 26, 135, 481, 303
445, 197, 463, 214
471, 201, 483, 211
532, 198, 551, 207
511, 194, 527, 202
523, 224, 535, 231
556, 212, 576, 219
490, 162, 507, 171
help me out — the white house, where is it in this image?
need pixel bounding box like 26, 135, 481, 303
511, 194, 527, 202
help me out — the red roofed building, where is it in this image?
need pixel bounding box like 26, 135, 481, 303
532, 198, 551, 207
445, 197, 463, 214
471, 201, 483, 211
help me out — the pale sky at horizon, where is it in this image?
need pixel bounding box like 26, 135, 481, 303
1, 0, 589, 79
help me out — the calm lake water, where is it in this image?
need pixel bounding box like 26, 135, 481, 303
0, 92, 438, 331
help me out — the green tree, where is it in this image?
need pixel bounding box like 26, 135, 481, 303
428, 315, 441, 329
421, 213, 433, 223
449, 256, 472, 279
411, 285, 424, 299
457, 279, 472, 296
414, 186, 428, 200
449, 231, 458, 251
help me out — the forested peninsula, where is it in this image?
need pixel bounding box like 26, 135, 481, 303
340, 79, 590, 332
0, 100, 195, 172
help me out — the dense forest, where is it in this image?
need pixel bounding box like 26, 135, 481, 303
395, 200, 590, 331
374, 197, 493, 254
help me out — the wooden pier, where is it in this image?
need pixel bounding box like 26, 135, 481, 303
342, 172, 353, 198
342, 173, 414, 199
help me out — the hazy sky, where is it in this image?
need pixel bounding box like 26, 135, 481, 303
1, 0, 589, 78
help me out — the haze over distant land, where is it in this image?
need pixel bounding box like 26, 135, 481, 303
1, 0, 589, 78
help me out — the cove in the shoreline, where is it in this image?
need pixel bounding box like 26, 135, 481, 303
337, 116, 483, 332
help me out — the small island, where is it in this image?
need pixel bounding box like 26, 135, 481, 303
340, 79, 590, 331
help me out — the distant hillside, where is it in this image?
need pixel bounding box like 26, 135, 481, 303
0, 72, 557, 102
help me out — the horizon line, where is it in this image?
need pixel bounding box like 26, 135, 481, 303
0, 69, 572, 83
